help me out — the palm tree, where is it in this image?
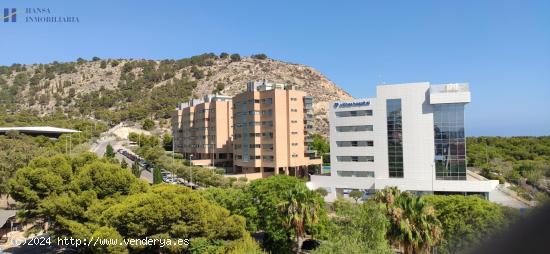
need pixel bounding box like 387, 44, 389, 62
373, 187, 442, 254
278, 187, 322, 253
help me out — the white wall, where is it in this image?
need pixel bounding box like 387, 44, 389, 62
309, 82, 497, 202
375, 82, 434, 182
329, 99, 376, 176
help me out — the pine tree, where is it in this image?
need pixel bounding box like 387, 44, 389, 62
153, 167, 163, 184
131, 162, 141, 178
104, 144, 115, 158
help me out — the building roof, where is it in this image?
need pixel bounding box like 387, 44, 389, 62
0, 126, 81, 134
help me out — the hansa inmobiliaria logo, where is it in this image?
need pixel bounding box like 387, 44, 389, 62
2, 7, 79, 23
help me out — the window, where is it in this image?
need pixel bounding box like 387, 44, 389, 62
291, 153, 298, 158
291, 109, 298, 112
254, 99, 260, 103
337, 171, 375, 177
249, 121, 262, 126
336, 140, 374, 147
291, 120, 298, 124
291, 131, 298, 135
387, 99, 404, 178
291, 143, 299, 146
335, 110, 372, 117
290, 97, 298, 101
261, 98, 273, 104
336, 156, 374, 162
262, 156, 274, 161
335, 125, 373, 132
262, 144, 274, 150
249, 144, 261, 148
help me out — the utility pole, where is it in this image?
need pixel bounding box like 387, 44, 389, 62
189, 154, 194, 186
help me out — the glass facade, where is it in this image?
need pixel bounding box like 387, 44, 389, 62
387, 99, 404, 178
433, 104, 466, 180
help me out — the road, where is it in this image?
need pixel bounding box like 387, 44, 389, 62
89, 131, 153, 184
489, 187, 532, 209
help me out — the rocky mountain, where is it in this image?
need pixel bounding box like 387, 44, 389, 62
0, 54, 352, 135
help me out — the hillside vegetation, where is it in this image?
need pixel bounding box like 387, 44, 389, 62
0, 53, 352, 134
467, 136, 550, 201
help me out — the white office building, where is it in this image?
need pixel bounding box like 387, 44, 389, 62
308, 82, 498, 201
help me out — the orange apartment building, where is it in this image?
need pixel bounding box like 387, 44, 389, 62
231, 80, 322, 179
172, 94, 233, 167
172, 80, 322, 179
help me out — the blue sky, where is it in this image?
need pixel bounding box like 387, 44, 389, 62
1, 0, 549, 136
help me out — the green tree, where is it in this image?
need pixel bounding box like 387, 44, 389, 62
311, 134, 330, 164
120, 160, 128, 169
8, 155, 72, 210
100, 60, 107, 69
191, 66, 205, 79
142, 119, 155, 130
314, 188, 328, 197
247, 175, 327, 253
349, 190, 363, 203
251, 53, 268, 60
131, 162, 141, 178
104, 144, 115, 158
313, 201, 391, 254
92, 56, 101, 61
71, 160, 147, 199
153, 167, 163, 184
76, 57, 87, 64
220, 52, 229, 58
102, 185, 253, 253
199, 187, 258, 231
373, 187, 442, 254
162, 133, 173, 151
230, 53, 241, 62
277, 186, 323, 252
9, 154, 260, 253
423, 195, 507, 253
214, 83, 225, 94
